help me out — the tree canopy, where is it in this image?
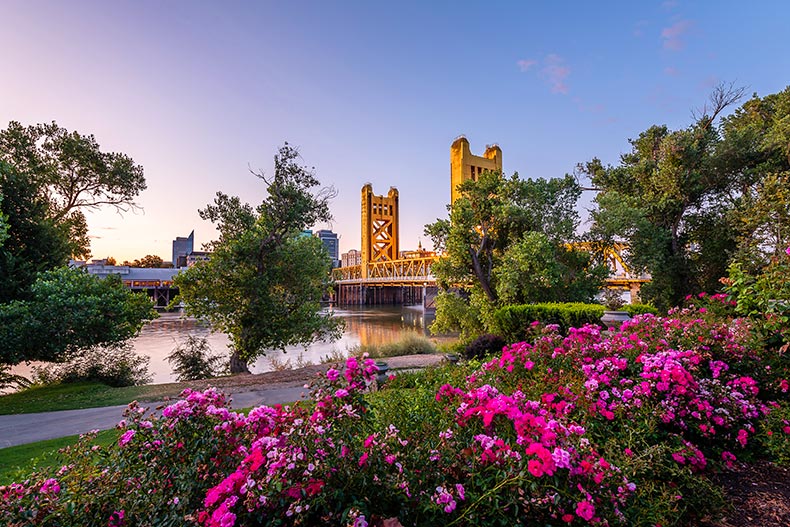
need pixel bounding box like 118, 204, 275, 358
174, 144, 342, 372
0, 121, 146, 300
425, 171, 608, 336
582, 84, 790, 309
0, 267, 157, 365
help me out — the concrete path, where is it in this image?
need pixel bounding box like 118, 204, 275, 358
0, 354, 447, 449
0, 385, 308, 448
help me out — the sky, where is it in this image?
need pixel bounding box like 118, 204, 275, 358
1, 1, 789, 262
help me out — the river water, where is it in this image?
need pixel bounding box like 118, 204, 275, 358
11, 307, 437, 386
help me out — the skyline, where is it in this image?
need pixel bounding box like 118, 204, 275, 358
2, 1, 789, 261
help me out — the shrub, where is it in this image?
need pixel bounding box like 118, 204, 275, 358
356, 333, 437, 358
32, 343, 151, 387
1, 310, 782, 527
491, 302, 605, 342
463, 333, 505, 360
167, 336, 228, 381
624, 303, 659, 316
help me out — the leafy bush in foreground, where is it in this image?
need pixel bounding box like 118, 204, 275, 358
32, 343, 151, 387
2, 307, 788, 526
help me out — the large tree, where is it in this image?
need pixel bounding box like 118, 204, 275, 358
174, 144, 342, 373
0, 268, 157, 365
582, 84, 790, 309
0, 121, 146, 300
425, 171, 607, 336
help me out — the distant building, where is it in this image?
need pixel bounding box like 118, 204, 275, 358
186, 251, 211, 267
315, 229, 340, 267
341, 249, 362, 267
172, 231, 194, 268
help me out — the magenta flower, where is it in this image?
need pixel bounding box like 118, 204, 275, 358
576, 500, 595, 521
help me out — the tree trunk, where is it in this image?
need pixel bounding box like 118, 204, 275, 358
469, 246, 497, 303
229, 349, 250, 374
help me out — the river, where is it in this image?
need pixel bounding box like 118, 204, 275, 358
10, 306, 439, 386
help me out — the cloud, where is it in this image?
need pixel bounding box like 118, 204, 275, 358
661, 19, 692, 51
543, 54, 571, 94
516, 59, 536, 72
517, 53, 571, 94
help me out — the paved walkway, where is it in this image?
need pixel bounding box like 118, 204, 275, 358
0, 354, 447, 448
0, 385, 308, 448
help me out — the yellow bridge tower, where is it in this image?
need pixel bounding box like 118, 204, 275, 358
360, 184, 399, 278
450, 136, 502, 203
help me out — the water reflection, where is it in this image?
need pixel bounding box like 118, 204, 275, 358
11, 306, 438, 386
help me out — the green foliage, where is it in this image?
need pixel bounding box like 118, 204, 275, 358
760, 402, 790, 465
426, 170, 607, 337
32, 343, 151, 387
584, 85, 790, 310
0, 121, 146, 299
0, 430, 120, 485
463, 333, 506, 360
174, 144, 342, 371
0, 382, 185, 415
624, 303, 660, 316
124, 254, 169, 268
355, 333, 437, 358
0, 161, 75, 301
725, 252, 790, 349
491, 302, 606, 342
0, 268, 157, 365
167, 336, 227, 381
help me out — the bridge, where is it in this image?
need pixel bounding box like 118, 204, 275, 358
332, 139, 649, 308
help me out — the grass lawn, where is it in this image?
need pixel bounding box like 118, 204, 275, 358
0, 429, 119, 485
0, 381, 186, 415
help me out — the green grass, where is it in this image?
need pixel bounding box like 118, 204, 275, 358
0, 381, 179, 415
356, 333, 438, 358
0, 429, 119, 485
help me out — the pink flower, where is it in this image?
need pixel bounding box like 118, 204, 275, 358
359, 452, 369, 466
326, 368, 340, 382
576, 500, 595, 521
40, 478, 60, 494
108, 510, 125, 527
455, 483, 466, 501
118, 429, 135, 447
785, 246, 790, 256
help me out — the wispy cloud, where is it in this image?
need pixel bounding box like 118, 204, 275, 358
664, 66, 680, 76
661, 19, 693, 51
517, 59, 536, 72
543, 54, 571, 94
661, 0, 679, 10
516, 54, 571, 94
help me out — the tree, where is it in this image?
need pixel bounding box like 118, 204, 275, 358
126, 254, 166, 268
174, 144, 342, 373
0, 121, 146, 299
716, 87, 790, 269
0, 161, 74, 301
425, 171, 607, 336
582, 84, 790, 309
0, 268, 157, 365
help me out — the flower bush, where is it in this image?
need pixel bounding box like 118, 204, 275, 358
1, 308, 788, 526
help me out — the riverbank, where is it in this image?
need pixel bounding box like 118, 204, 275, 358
0, 353, 446, 415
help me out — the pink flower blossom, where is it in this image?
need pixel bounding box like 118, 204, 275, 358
576, 500, 595, 521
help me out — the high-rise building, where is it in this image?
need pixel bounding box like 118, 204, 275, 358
172, 230, 194, 268
450, 137, 502, 204
315, 229, 340, 267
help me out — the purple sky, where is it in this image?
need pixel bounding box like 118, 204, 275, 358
2, 1, 788, 261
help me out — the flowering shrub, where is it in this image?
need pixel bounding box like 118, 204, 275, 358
1, 310, 786, 526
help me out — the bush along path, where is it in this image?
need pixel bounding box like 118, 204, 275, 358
1, 300, 789, 526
